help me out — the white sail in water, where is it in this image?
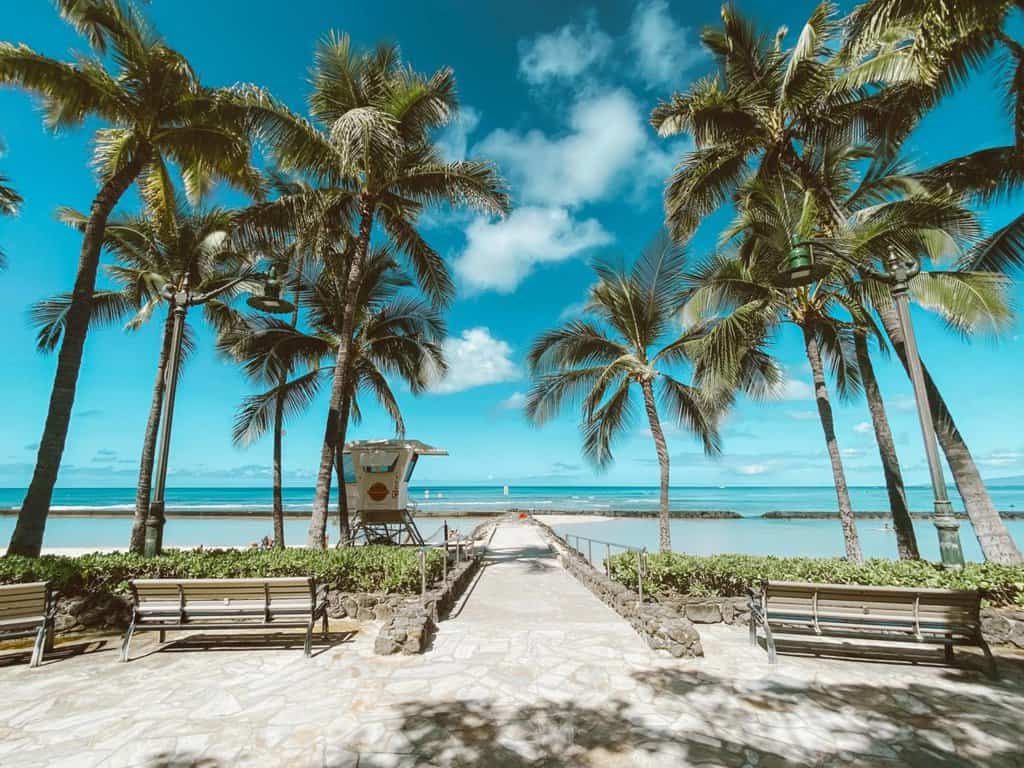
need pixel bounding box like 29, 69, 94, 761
424, 489, 430, 498
503, 484, 509, 496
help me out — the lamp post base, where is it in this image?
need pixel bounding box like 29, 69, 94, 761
933, 500, 964, 569
143, 502, 166, 558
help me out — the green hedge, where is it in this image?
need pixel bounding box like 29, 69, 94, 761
0, 547, 446, 597
608, 552, 1024, 607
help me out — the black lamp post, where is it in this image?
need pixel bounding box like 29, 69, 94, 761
776, 241, 965, 569
143, 266, 296, 557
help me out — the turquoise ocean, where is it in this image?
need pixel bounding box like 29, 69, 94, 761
1, 485, 1022, 562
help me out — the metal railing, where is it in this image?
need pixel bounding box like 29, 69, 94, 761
562, 532, 649, 638
563, 533, 643, 577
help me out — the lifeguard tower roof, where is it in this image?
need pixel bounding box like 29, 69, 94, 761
342, 439, 447, 456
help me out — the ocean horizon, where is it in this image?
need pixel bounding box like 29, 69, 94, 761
2, 485, 1023, 561
2, 484, 1023, 515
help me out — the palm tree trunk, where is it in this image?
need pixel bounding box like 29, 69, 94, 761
803, 326, 863, 562
272, 389, 285, 549
854, 331, 919, 560
8, 154, 146, 557
308, 197, 373, 548
129, 309, 175, 554
640, 378, 672, 553
335, 395, 352, 546
876, 302, 1022, 564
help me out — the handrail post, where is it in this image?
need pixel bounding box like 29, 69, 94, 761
637, 548, 647, 639
418, 547, 427, 597
588, 538, 593, 565
605, 543, 611, 577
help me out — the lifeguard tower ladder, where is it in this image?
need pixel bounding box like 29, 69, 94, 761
343, 439, 447, 546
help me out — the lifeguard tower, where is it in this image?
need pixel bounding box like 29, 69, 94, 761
343, 439, 447, 546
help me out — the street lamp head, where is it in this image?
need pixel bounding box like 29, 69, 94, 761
246, 265, 296, 315
775, 241, 832, 288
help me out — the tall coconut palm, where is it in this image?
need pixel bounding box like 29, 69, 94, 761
240, 33, 508, 547
1, 0, 255, 556
652, 2, 1022, 563
30, 201, 250, 552
687, 190, 867, 561
0, 166, 20, 269
224, 246, 446, 545
527, 235, 777, 553
843, 0, 1024, 275
695, 170, 1014, 561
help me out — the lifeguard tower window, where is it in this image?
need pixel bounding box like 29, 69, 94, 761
404, 454, 418, 482
363, 453, 399, 474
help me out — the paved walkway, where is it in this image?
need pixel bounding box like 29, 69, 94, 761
1, 521, 1023, 767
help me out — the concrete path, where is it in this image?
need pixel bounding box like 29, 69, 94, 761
1, 520, 1023, 767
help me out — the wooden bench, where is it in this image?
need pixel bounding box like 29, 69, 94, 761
0, 582, 55, 668
749, 580, 996, 676
121, 577, 328, 661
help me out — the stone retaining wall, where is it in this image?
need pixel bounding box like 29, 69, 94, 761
981, 607, 1024, 648
54, 588, 419, 634
638, 594, 1024, 650
532, 520, 703, 659
375, 555, 482, 655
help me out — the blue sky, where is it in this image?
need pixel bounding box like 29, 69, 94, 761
0, 0, 1021, 489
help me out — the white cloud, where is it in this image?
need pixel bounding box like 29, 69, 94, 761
475, 90, 650, 209
853, 421, 873, 434
977, 451, 1024, 467
454, 206, 612, 294
770, 377, 814, 401
627, 0, 709, 88
785, 410, 818, 421
498, 391, 527, 410
430, 328, 520, 394
436, 106, 481, 162
890, 394, 917, 412
518, 17, 612, 84
841, 447, 866, 458
558, 299, 590, 322
737, 463, 769, 475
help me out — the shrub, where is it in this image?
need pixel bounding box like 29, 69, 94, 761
608, 552, 1024, 607
0, 546, 446, 598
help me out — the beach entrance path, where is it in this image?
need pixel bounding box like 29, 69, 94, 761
435, 520, 655, 672
1, 518, 1023, 767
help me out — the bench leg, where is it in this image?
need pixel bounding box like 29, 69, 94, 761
120, 619, 136, 663
978, 637, 999, 680
304, 618, 314, 658
30, 624, 47, 668
158, 629, 166, 644
321, 612, 328, 637
944, 633, 955, 665
762, 621, 777, 664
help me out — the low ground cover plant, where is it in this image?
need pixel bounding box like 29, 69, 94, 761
0, 546, 446, 597
608, 552, 1024, 607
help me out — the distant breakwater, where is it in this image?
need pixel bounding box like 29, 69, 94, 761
2, 507, 1022, 520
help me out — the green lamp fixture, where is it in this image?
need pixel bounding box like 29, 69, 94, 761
246, 265, 296, 314
776, 241, 832, 288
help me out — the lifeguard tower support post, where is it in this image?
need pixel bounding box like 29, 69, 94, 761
343, 439, 447, 546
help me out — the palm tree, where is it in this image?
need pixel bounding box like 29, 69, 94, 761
0, 163, 21, 269
843, 0, 1024, 277
695, 166, 1014, 561
526, 235, 777, 553
652, 2, 1023, 564
240, 33, 508, 547
1, 0, 255, 556
687, 188, 867, 561
31, 201, 250, 553
224, 246, 446, 546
